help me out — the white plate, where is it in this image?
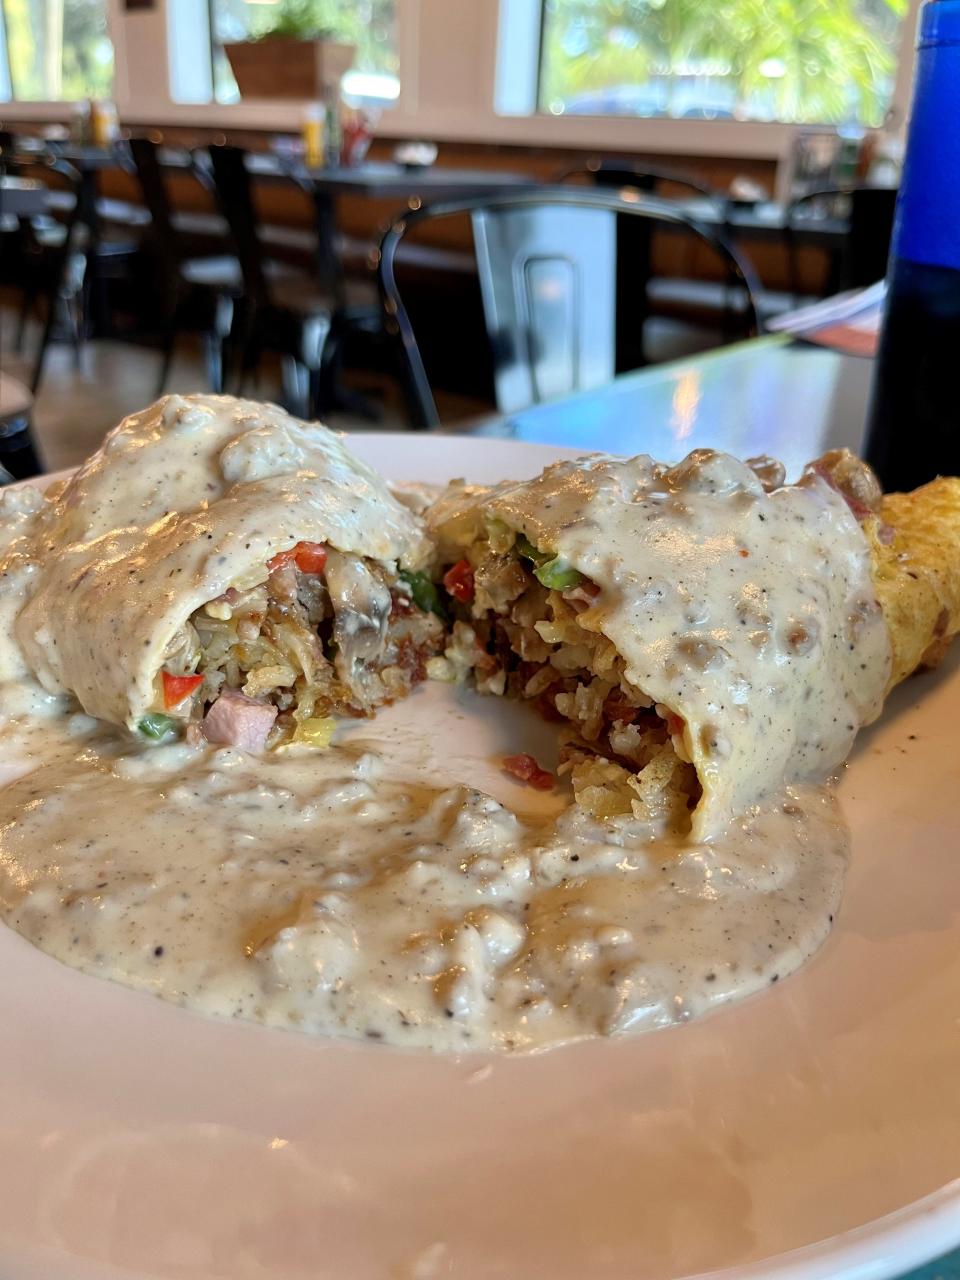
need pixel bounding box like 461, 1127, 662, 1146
1, 433, 959, 1280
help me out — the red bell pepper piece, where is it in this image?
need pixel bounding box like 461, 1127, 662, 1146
443, 558, 475, 603
162, 671, 204, 709
267, 541, 328, 575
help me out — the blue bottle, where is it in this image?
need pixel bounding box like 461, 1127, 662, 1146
864, 0, 960, 491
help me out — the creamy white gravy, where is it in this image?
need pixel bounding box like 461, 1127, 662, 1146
0, 441, 890, 1054
0, 688, 847, 1052
437, 449, 892, 838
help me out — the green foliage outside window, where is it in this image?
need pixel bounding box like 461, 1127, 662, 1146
539, 0, 909, 127
2, 0, 113, 100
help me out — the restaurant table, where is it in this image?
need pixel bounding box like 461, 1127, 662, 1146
14, 141, 533, 314
469, 332, 873, 479
680, 195, 848, 248
246, 152, 531, 197
0, 176, 49, 219
244, 153, 532, 299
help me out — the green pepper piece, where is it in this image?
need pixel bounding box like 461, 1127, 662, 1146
137, 712, 178, 741
399, 569, 447, 619
515, 533, 550, 566
533, 556, 583, 591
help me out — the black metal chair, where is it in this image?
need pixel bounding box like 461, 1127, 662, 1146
0, 372, 43, 482
0, 129, 16, 173
785, 185, 898, 300
205, 145, 348, 417
378, 186, 760, 429
7, 154, 91, 394
129, 136, 240, 396
558, 158, 750, 346
9, 144, 142, 384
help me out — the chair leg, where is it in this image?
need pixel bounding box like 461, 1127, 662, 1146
30, 296, 59, 396
201, 330, 225, 394
69, 289, 86, 371
15, 286, 35, 353
236, 332, 263, 398
229, 301, 259, 397
157, 329, 176, 397
281, 356, 309, 419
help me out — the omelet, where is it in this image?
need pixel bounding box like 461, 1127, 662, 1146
428, 447, 960, 839
870, 476, 960, 689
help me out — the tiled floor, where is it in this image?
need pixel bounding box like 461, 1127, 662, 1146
0, 305, 412, 472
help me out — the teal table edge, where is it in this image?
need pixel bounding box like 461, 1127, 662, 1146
902, 1255, 960, 1279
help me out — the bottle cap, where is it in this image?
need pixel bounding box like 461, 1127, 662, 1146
919, 0, 960, 47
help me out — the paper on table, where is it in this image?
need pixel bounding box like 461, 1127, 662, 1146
767, 280, 885, 357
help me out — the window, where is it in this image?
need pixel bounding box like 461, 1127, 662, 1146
537, 0, 908, 128
205, 0, 398, 106
0, 0, 114, 101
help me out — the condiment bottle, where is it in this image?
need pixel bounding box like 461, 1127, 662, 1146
864, 0, 960, 490
301, 102, 324, 169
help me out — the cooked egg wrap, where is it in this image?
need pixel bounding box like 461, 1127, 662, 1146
429, 449, 900, 840
10, 395, 441, 742
870, 478, 960, 688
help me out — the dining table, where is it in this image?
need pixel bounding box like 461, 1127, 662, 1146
467, 332, 873, 480
0, 176, 50, 219
243, 151, 532, 299
680, 194, 849, 248
11, 139, 534, 316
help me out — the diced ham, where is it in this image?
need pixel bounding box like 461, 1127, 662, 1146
202, 689, 277, 753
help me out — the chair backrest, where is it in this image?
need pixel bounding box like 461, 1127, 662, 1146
787, 184, 898, 291
847, 186, 898, 288
0, 130, 15, 175
559, 159, 722, 203
128, 136, 179, 268
206, 144, 268, 302
379, 186, 760, 428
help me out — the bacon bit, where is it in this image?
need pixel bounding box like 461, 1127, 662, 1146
474, 650, 499, 674
443, 559, 475, 603
390, 593, 415, 619
603, 693, 640, 724
535, 689, 567, 723
161, 670, 204, 709
503, 753, 555, 791
738, 548, 750, 558
267, 541, 328, 575
665, 712, 686, 739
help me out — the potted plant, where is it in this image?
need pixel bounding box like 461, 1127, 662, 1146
224, 0, 356, 101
